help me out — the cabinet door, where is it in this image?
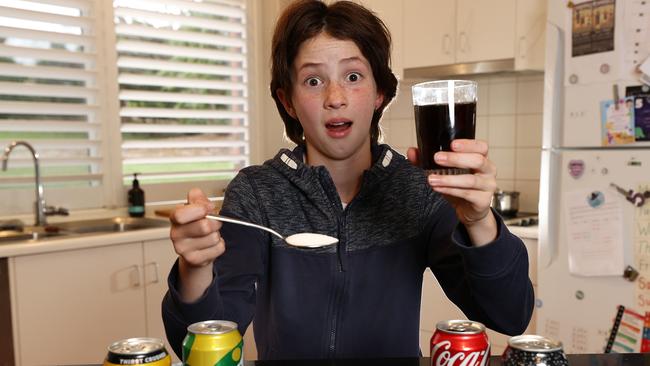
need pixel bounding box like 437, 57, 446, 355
456, 0, 516, 63
514, 0, 547, 71
12, 243, 146, 366
143, 239, 180, 361
364, 0, 404, 80
419, 238, 538, 355
403, 0, 455, 68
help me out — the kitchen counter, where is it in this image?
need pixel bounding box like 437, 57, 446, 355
0, 208, 170, 258
244, 353, 648, 366
0, 207, 540, 258
507, 225, 539, 240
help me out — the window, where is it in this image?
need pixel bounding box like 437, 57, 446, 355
0, 0, 252, 214
0, 0, 108, 211
112, 0, 249, 189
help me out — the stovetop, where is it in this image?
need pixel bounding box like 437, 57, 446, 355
501, 212, 538, 227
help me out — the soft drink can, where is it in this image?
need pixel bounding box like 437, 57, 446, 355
103, 337, 171, 366
502, 335, 568, 366
430, 319, 490, 366
183, 320, 243, 366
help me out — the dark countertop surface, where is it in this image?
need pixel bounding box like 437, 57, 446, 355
241, 353, 650, 366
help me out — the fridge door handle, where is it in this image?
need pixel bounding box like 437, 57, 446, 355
538, 149, 561, 269
542, 22, 564, 150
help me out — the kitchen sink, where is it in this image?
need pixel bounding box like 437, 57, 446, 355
0, 227, 67, 243
53, 217, 169, 234
0, 217, 169, 244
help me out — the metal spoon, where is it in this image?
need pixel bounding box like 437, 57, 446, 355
205, 214, 338, 248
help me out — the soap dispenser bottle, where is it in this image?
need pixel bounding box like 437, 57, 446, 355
128, 173, 145, 217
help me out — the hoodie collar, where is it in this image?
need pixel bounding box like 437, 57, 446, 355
268, 143, 401, 193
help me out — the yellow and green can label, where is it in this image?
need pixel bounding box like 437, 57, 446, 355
182, 321, 243, 366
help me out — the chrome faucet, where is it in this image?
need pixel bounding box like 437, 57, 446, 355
1, 141, 68, 226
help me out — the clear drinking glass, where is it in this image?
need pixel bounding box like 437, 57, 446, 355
412, 80, 477, 175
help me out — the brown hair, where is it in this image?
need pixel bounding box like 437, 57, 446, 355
270, 0, 398, 146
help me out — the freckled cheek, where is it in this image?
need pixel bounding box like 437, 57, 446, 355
348, 85, 377, 100
293, 95, 321, 116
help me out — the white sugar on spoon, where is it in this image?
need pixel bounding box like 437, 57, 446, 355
206, 214, 338, 248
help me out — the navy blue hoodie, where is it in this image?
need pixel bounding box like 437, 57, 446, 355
162, 144, 534, 360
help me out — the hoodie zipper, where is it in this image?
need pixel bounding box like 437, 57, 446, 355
328, 208, 349, 357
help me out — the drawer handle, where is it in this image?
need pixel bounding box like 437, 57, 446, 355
131, 265, 141, 287
458, 32, 467, 52
145, 261, 160, 284
443, 34, 452, 54
519, 36, 527, 58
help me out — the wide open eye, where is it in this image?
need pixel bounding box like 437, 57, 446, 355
305, 77, 322, 87
346, 72, 361, 82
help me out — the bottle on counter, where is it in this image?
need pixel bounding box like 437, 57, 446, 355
128, 173, 145, 217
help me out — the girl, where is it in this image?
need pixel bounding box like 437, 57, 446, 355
163, 0, 534, 360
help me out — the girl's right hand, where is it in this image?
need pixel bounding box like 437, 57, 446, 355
170, 188, 225, 268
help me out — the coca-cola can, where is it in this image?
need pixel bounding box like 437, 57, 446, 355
502, 335, 568, 366
430, 320, 490, 366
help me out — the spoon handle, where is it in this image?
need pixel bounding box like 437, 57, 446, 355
205, 214, 285, 240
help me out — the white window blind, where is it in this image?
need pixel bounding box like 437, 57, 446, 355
0, 0, 104, 195
113, 0, 249, 187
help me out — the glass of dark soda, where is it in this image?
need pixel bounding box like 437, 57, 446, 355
411, 80, 477, 175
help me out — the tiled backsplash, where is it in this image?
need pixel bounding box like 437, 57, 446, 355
381, 73, 544, 213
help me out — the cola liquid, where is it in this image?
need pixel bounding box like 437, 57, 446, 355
414, 102, 476, 172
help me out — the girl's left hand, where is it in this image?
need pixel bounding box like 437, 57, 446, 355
407, 139, 497, 227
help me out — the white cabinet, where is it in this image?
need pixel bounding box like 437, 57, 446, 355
456, 0, 516, 64
403, 0, 456, 69
514, 0, 547, 71
10, 238, 178, 366
403, 0, 545, 71
419, 238, 538, 356
143, 239, 178, 350
357, 0, 404, 80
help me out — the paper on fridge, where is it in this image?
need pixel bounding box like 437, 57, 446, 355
564, 187, 625, 276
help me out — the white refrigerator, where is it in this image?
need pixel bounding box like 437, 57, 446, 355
537, 0, 650, 354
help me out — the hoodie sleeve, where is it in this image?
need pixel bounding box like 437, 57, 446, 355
161, 171, 267, 358
426, 203, 535, 336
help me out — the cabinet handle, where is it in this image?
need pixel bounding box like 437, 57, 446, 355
131, 265, 141, 287
145, 261, 160, 284
519, 36, 527, 58
458, 32, 467, 53
443, 34, 452, 54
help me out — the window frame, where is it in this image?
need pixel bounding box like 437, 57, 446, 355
0, 0, 263, 216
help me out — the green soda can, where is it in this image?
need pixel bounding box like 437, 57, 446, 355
182, 320, 243, 366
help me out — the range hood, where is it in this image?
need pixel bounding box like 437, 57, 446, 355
403, 59, 518, 79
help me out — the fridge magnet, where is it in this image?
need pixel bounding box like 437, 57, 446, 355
601, 98, 636, 146
588, 191, 605, 208
627, 158, 642, 167
569, 159, 585, 179
604, 305, 645, 353
571, 0, 615, 57
624, 265, 640, 282
625, 85, 650, 97
633, 96, 650, 141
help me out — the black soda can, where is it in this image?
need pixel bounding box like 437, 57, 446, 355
502, 335, 568, 366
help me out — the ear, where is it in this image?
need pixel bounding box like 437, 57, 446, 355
374, 92, 385, 111
277, 89, 297, 119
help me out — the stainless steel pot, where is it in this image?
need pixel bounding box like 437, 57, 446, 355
492, 190, 520, 217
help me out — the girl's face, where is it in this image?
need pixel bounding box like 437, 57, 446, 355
278, 32, 384, 164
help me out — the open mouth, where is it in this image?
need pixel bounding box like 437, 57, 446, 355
325, 120, 353, 132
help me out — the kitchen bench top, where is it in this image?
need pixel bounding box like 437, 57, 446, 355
0, 204, 540, 258
0, 208, 170, 258
507, 225, 539, 240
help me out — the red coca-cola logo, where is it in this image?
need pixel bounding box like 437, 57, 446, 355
430, 340, 490, 366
